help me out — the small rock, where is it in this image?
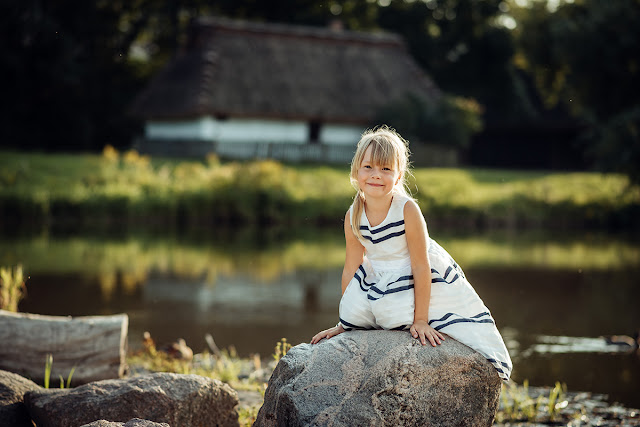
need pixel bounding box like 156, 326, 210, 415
25, 372, 239, 427
255, 330, 502, 426
0, 369, 42, 427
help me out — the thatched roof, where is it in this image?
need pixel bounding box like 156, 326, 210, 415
130, 17, 440, 123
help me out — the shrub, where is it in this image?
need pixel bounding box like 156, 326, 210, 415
375, 93, 483, 148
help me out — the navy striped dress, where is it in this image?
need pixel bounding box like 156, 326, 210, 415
339, 194, 512, 381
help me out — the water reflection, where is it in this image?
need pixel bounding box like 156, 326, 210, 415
1, 228, 639, 407
524, 335, 636, 354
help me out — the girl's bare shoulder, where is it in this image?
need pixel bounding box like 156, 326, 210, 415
344, 207, 353, 225
403, 198, 422, 218
403, 198, 428, 231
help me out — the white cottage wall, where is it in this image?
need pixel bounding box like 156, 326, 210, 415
215, 119, 308, 144
320, 124, 364, 145
146, 118, 364, 145
143, 117, 363, 162
146, 117, 216, 140
146, 117, 309, 144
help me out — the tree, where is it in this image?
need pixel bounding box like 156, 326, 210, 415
514, 0, 640, 185
375, 94, 483, 149
376, 0, 536, 123
0, 0, 157, 150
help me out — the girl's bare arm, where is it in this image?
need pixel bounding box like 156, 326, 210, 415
341, 210, 365, 294
404, 200, 445, 347
311, 211, 364, 344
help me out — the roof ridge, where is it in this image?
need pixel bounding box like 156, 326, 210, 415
195, 49, 215, 113
195, 16, 403, 46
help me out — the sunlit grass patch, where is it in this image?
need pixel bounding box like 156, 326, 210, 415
127, 334, 279, 392
497, 380, 570, 424
0, 264, 26, 312
43, 353, 76, 389
1, 149, 637, 229
126, 335, 295, 426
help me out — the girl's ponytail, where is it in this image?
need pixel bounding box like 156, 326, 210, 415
350, 190, 366, 241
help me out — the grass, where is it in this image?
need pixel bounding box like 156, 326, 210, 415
0, 264, 26, 312
43, 353, 76, 389
127, 333, 269, 393
497, 380, 569, 424
0, 148, 638, 230
127, 334, 273, 426
411, 168, 639, 228
272, 338, 292, 363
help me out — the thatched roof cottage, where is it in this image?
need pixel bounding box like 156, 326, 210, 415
130, 17, 441, 161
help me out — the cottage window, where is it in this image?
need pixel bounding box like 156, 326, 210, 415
309, 121, 321, 144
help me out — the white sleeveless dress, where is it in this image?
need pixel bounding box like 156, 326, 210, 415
339, 194, 512, 381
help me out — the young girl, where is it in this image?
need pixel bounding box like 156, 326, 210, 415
311, 126, 512, 382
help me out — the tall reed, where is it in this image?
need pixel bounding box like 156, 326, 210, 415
0, 264, 26, 312
43, 353, 76, 389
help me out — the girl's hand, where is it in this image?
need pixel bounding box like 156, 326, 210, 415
311, 324, 345, 344
410, 320, 445, 347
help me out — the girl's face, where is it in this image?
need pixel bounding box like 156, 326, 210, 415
357, 145, 401, 201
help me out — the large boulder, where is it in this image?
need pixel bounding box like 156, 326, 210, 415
255, 330, 502, 426
24, 372, 239, 427
0, 369, 42, 427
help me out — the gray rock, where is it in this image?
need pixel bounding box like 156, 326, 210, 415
255, 330, 502, 426
0, 369, 41, 427
81, 418, 170, 427
25, 372, 239, 427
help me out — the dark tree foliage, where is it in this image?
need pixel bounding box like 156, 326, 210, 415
376, 0, 536, 124
0, 1, 147, 150
375, 93, 483, 149
515, 0, 640, 185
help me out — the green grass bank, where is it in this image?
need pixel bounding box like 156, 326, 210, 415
1, 148, 638, 231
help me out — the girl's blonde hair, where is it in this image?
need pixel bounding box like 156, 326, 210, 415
350, 126, 413, 241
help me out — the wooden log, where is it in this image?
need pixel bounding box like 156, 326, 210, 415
0, 309, 128, 385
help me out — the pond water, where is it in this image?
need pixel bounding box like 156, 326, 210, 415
1, 227, 639, 408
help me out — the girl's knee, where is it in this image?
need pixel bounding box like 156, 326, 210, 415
377, 318, 413, 330
371, 301, 414, 330
339, 306, 376, 330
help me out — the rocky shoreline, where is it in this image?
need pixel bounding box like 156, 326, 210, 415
191, 344, 640, 426
235, 386, 640, 426
2, 366, 638, 426
495, 385, 639, 426
234, 386, 640, 426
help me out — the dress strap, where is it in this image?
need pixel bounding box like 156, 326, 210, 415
391, 192, 410, 215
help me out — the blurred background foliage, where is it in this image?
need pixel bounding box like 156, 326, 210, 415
1, 148, 637, 230
375, 93, 484, 149
1, 0, 638, 185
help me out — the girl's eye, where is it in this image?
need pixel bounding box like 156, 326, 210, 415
383, 167, 392, 171
364, 165, 372, 169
